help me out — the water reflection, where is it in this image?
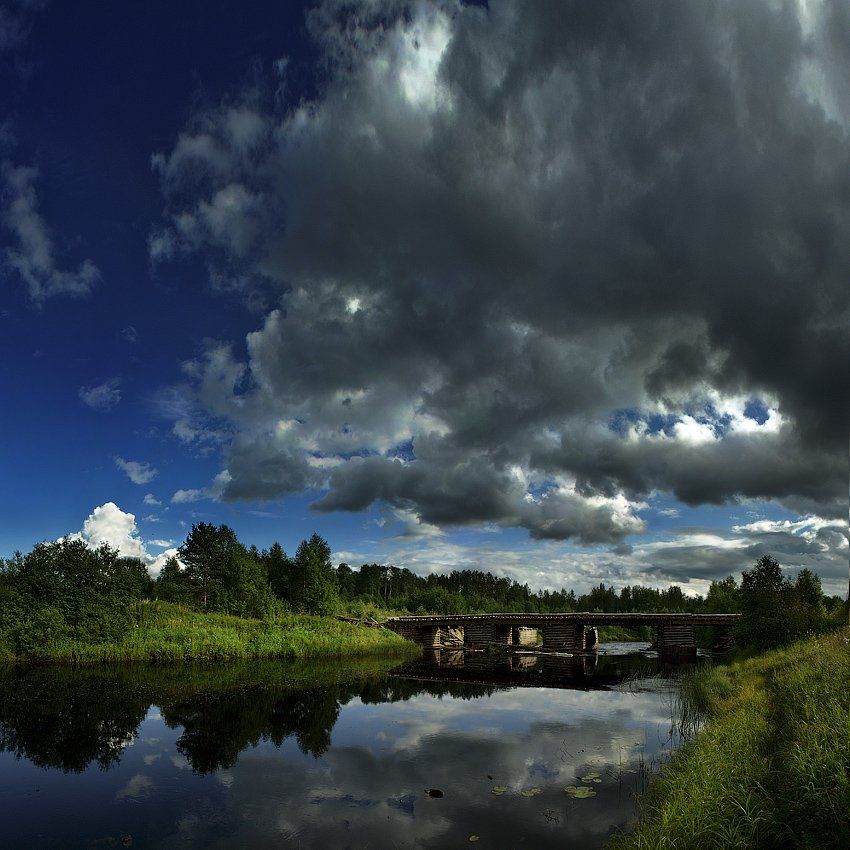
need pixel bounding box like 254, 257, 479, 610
0, 647, 693, 848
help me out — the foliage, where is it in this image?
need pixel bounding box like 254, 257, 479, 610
154, 555, 193, 605
0, 539, 144, 654
176, 522, 279, 618
288, 534, 339, 615
736, 555, 832, 650
612, 630, 850, 849
263, 541, 292, 601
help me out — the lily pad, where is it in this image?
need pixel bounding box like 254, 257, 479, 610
580, 772, 603, 783
565, 785, 597, 798
520, 787, 543, 797
490, 786, 509, 795
469, 836, 480, 843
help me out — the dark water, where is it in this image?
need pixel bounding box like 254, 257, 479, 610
0, 644, 698, 848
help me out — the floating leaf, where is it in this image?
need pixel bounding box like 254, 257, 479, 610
491, 786, 509, 795
565, 785, 597, 798
469, 836, 480, 843
581, 772, 601, 781
520, 787, 542, 797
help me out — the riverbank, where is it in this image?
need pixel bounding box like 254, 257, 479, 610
612, 629, 850, 848
0, 600, 417, 664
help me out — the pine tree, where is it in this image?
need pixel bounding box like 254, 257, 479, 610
179, 523, 240, 609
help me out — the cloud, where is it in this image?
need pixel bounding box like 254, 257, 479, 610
1, 161, 100, 303
171, 470, 231, 504
143, 493, 161, 506
114, 457, 158, 485
0, 0, 43, 57
69, 502, 182, 576
336, 510, 849, 597
151, 1, 848, 554
147, 547, 182, 576
115, 774, 155, 800
120, 325, 138, 343
71, 502, 148, 561
79, 378, 121, 411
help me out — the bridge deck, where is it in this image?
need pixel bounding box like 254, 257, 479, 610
385, 612, 739, 627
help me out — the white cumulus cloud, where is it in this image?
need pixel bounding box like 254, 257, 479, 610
71, 502, 148, 561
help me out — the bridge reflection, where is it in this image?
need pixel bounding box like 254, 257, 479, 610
390, 646, 678, 691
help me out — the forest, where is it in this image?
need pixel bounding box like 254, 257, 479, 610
0, 522, 845, 658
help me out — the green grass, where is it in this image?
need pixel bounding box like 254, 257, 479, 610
4, 600, 418, 664
611, 629, 850, 849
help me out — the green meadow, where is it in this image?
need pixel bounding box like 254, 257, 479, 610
0, 600, 415, 664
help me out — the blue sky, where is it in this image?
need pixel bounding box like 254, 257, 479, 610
1, 1, 847, 595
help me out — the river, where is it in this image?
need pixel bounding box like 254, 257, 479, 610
0, 643, 701, 848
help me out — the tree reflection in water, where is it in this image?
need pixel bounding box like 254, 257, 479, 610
0, 650, 664, 776
0, 659, 507, 775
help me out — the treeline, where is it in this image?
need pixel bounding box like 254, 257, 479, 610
336, 558, 845, 623
0, 525, 341, 656
1, 522, 844, 656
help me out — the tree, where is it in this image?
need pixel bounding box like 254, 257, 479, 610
289, 534, 339, 615
336, 562, 355, 599
179, 523, 240, 610
155, 556, 192, 605
117, 557, 154, 599
263, 543, 292, 602
0, 539, 143, 651
794, 568, 824, 609
705, 576, 740, 613
738, 555, 795, 649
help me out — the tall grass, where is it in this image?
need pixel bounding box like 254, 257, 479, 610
611, 629, 850, 849
4, 600, 418, 664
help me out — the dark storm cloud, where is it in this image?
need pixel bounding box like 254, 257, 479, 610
153, 0, 849, 542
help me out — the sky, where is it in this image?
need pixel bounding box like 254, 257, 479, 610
0, 0, 847, 596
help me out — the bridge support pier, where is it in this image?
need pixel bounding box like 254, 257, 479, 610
656, 623, 696, 657
420, 626, 443, 648
464, 622, 495, 648
541, 623, 580, 652
464, 622, 513, 648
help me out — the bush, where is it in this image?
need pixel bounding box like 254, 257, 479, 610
0, 539, 142, 654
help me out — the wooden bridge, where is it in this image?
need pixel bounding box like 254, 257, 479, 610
385, 612, 739, 656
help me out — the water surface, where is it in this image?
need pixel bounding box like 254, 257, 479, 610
0, 644, 695, 848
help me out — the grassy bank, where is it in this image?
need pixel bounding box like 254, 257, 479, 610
597, 624, 653, 642
612, 629, 850, 849
0, 600, 417, 664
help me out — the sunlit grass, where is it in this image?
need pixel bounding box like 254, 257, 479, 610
8, 600, 418, 664
611, 629, 850, 848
